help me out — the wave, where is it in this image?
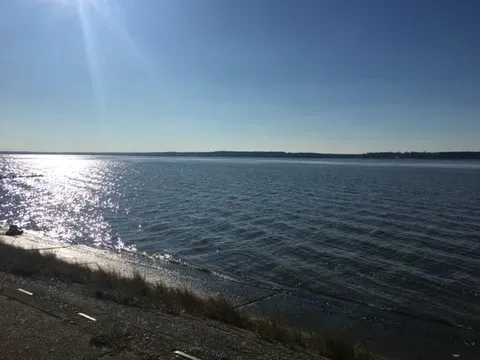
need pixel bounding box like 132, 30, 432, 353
0, 174, 44, 180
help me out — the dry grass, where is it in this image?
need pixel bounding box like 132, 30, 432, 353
0, 241, 374, 360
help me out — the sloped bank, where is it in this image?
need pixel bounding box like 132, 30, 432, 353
0, 234, 372, 360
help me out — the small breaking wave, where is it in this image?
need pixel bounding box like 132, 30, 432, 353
147, 251, 236, 281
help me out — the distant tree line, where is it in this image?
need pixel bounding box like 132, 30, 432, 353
360, 152, 480, 160
2, 151, 480, 160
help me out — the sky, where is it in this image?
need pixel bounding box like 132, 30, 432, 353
0, 0, 479, 153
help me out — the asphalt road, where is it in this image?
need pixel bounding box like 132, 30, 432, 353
0, 271, 322, 360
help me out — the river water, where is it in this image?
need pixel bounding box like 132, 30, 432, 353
1, 154, 479, 331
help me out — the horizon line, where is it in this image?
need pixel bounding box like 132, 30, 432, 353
1, 150, 480, 159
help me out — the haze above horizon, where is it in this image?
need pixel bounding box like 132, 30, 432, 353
1, 0, 479, 153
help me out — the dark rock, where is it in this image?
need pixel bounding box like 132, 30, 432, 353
6, 225, 23, 236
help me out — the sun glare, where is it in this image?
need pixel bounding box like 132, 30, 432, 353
35, 0, 112, 112
34, 0, 146, 115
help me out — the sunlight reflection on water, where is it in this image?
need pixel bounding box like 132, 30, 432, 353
0, 155, 134, 250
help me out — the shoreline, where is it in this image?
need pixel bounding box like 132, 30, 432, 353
0, 235, 369, 360
1, 232, 478, 359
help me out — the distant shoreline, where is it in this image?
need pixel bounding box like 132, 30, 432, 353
1, 150, 480, 160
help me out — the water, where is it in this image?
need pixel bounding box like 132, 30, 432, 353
1, 155, 480, 331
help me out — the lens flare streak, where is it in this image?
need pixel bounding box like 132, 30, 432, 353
75, 0, 105, 112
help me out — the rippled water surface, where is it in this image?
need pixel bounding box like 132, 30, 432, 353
1, 155, 480, 329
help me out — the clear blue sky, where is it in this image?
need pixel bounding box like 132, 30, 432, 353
1, 0, 479, 153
